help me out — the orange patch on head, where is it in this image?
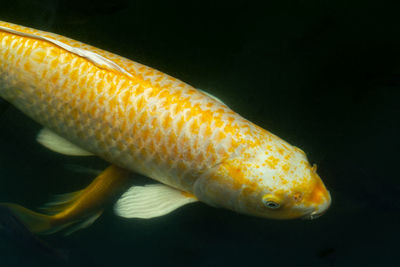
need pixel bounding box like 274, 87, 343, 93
305, 179, 327, 206
215, 130, 226, 142
265, 156, 280, 169
227, 166, 244, 189
281, 163, 289, 172
277, 147, 285, 155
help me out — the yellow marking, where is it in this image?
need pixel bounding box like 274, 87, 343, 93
176, 118, 185, 132
204, 125, 212, 138
41, 69, 48, 80
121, 88, 132, 107
136, 97, 145, 111
266, 156, 280, 169
23, 61, 31, 71
162, 115, 172, 129
50, 72, 59, 84
281, 163, 289, 172
277, 147, 285, 155
120, 120, 128, 133
32, 49, 46, 63
128, 108, 136, 122
180, 191, 196, 198
304, 178, 327, 206
16, 43, 24, 54
141, 127, 150, 141
50, 58, 58, 69
189, 119, 199, 135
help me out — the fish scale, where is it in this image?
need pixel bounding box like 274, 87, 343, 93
0, 21, 255, 193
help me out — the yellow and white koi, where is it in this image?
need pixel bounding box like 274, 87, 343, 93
0, 21, 331, 234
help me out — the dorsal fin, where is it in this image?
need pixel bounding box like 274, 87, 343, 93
197, 88, 226, 105
0, 25, 133, 78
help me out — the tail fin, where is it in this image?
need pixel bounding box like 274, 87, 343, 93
0, 205, 70, 261
0, 203, 59, 234
0, 165, 130, 235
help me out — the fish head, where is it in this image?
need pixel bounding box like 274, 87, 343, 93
193, 135, 331, 220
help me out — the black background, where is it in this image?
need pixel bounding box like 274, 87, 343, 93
0, 0, 399, 266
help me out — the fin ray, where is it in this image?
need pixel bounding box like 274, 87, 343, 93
114, 184, 198, 219
63, 211, 102, 236
39, 190, 83, 215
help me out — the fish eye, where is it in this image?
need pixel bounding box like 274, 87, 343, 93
262, 195, 281, 209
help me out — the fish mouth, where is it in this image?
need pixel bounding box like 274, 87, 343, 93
302, 209, 328, 220
302, 191, 332, 220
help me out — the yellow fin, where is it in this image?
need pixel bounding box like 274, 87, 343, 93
114, 184, 198, 219
1, 165, 130, 235
0, 203, 57, 234
37, 128, 93, 156
63, 211, 102, 236
39, 190, 83, 215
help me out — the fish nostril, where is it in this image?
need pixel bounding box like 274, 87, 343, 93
293, 192, 303, 202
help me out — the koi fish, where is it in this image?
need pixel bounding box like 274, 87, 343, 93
0, 21, 331, 234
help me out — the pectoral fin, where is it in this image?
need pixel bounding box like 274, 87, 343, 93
37, 128, 93, 156
114, 184, 198, 219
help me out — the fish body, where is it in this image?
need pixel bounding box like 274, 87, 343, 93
0, 21, 330, 232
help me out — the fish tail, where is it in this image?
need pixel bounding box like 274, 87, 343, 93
0, 198, 102, 235
0, 165, 131, 235
0, 203, 61, 234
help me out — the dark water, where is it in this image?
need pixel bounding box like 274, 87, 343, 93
0, 1, 399, 266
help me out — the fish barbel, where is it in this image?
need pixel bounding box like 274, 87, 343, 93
0, 21, 331, 234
